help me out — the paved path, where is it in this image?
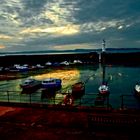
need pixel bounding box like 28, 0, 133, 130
0, 106, 139, 140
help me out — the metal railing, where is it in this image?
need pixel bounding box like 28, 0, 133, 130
0, 90, 139, 110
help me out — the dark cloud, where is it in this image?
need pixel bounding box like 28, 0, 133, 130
20, 0, 47, 13
0, 0, 140, 52
73, 0, 140, 23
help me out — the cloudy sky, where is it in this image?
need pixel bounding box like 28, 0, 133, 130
0, 0, 140, 52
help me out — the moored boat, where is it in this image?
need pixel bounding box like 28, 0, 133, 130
71, 82, 85, 99
134, 82, 140, 98
98, 81, 109, 96
41, 78, 62, 89
20, 78, 41, 93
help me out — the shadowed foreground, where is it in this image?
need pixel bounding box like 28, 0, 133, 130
0, 106, 139, 140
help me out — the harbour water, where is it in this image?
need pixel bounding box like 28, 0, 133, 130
0, 64, 140, 109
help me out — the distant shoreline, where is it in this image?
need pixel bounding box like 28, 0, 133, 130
1, 48, 140, 56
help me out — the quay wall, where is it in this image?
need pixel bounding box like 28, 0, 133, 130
0, 52, 99, 66
101, 52, 140, 65
1, 51, 140, 66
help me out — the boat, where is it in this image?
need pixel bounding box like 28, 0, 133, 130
41, 78, 62, 90
20, 78, 41, 93
134, 82, 140, 98
71, 82, 85, 99
73, 60, 82, 65
60, 61, 70, 66
45, 62, 52, 66
98, 81, 109, 96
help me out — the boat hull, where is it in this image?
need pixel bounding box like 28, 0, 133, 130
42, 84, 61, 89
98, 84, 110, 96
71, 82, 85, 99
134, 88, 140, 99
99, 90, 110, 96
41, 78, 62, 90
20, 79, 41, 94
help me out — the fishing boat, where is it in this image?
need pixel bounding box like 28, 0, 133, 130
134, 82, 140, 98
41, 78, 62, 99
98, 81, 109, 96
20, 78, 41, 93
71, 82, 85, 99
41, 78, 62, 89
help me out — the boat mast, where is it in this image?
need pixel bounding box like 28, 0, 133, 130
102, 39, 106, 83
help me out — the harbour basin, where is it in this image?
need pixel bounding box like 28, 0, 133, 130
0, 64, 140, 109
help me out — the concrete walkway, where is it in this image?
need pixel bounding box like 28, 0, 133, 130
0, 105, 139, 140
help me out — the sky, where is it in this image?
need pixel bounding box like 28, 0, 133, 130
0, 0, 140, 52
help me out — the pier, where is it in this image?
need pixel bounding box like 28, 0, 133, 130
1, 50, 140, 67
0, 52, 99, 67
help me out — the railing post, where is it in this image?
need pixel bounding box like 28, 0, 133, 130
19, 93, 21, 103
7, 91, 9, 103
29, 94, 31, 104
53, 96, 55, 105
80, 97, 81, 106
107, 95, 109, 108
121, 95, 124, 109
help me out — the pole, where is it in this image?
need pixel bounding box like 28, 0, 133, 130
107, 95, 109, 108
102, 65, 105, 83
7, 91, 9, 103
29, 94, 31, 104
121, 95, 124, 109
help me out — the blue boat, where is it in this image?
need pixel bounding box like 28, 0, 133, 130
41, 78, 62, 90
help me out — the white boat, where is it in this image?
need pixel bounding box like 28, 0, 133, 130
41, 78, 62, 89
134, 82, 140, 98
98, 82, 109, 96
13, 64, 29, 72
73, 60, 82, 65
45, 62, 52, 66
60, 61, 69, 66
20, 78, 41, 92
36, 64, 44, 69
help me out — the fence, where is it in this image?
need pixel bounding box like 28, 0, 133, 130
0, 90, 139, 110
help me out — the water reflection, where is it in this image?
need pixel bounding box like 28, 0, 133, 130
34, 69, 80, 91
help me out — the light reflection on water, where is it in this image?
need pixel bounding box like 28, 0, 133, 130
0, 64, 140, 109
34, 69, 80, 91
